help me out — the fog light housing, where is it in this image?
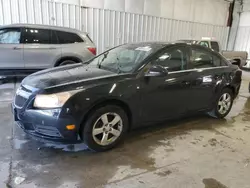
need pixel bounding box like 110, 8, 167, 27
66, 124, 76, 130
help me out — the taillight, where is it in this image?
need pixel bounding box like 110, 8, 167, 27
88, 47, 96, 55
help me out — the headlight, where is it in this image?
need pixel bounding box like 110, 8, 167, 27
34, 91, 76, 109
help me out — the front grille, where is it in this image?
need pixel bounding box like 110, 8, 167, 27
35, 125, 62, 138
14, 85, 32, 108
14, 95, 28, 108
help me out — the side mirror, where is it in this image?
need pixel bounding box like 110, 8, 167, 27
145, 65, 168, 77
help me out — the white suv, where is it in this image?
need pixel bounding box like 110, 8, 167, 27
0, 24, 96, 74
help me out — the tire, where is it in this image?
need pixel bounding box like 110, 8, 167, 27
59, 59, 77, 66
82, 105, 129, 152
208, 88, 234, 119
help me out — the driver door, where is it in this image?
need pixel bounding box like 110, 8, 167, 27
140, 46, 194, 123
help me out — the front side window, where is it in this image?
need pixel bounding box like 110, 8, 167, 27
23, 28, 50, 44
189, 47, 222, 69
0, 28, 21, 44
56, 31, 83, 44
153, 47, 187, 72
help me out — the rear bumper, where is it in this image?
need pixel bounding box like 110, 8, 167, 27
12, 103, 81, 144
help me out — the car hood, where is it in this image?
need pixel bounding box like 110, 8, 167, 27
22, 63, 117, 89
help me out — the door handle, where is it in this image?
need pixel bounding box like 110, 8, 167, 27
49, 47, 57, 49
13, 47, 21, 50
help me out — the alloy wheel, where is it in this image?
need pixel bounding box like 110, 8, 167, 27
92, 113, 123, 146
217, 93, 231, 115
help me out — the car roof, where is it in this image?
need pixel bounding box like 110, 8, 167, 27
123, 41, 214, 49
0, 23, 87, 34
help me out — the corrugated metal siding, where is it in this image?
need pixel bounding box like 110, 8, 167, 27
0, 0, 229, 54
84, 8, 229, 53
234, 26, 250, 56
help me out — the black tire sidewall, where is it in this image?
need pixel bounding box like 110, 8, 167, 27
214, 88, 234, 118
82, 105, 128, 152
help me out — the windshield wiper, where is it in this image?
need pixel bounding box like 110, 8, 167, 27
116, 56, 122, 74
98, 52, 109, 69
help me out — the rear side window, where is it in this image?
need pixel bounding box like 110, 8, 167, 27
189, 47, 223, 69
0, 28, 21, 44
23, 28, 51, 44
56, 31, 83, 44
211, 41, 220, 52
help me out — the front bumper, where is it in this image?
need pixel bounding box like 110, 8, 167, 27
12, 103, 81, 144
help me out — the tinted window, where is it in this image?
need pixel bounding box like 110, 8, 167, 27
211, 41, 220, 52
189, 48, 222, 69
56, 31, 83, 44
23, 28, 50, 44
0, 28, 21, 44
51, 30, 58, 44
153, 47, 187, 72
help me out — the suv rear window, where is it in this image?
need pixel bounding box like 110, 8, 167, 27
211, 41, 220, 52
56, 31, 83, 44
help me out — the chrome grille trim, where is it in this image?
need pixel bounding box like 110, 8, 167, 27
14, 85, 32, 109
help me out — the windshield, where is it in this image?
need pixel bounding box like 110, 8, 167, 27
88, 44, 156, 73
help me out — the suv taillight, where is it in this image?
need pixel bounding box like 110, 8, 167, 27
88, 48, 96, 55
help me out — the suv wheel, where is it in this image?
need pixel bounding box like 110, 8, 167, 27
59, 60, 77, 66
82, 105, 128, 152
208, 88, 233, 118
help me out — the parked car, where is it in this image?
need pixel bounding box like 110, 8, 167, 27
12, 42, 242, 152
0, 24, 96, 76
180, 38, 248, 67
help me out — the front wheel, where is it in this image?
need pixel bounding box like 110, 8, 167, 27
82, 105, 128, 152
208, 88, 234, 118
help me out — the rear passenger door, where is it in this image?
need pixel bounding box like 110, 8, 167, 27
23, 28, 61, 69
187, 46, 226, 111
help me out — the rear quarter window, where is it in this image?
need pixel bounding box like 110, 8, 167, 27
56, 31, 84, 44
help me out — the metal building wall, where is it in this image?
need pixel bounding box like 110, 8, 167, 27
234, 11, 250, 57
0, 0, 229, 53
234, 27, 250, 55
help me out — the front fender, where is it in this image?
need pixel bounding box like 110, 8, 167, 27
60, 79, 140, 130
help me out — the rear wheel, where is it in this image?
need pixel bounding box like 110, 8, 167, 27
82, 105, 128, 152
208, 88, 233, 118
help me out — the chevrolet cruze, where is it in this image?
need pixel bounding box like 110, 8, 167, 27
12, 42, 242, 151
